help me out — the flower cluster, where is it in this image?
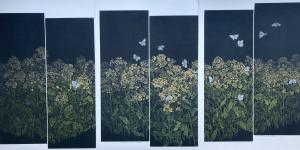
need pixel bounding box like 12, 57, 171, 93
205, 56, 253, 141
101, 57, 149, 139
150, 54, 198, 146
101, 54, 197, 145
47, 56, 95, 144
254, 55, 300, 134
151, 54, 197, 113
0, 47, 47, 141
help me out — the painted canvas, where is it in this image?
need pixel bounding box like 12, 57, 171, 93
46, 18, 96, 148
0, 13, 47, 144
254, 3, 300, 135
204, 10, 253, 141
150, 16, 198, 146
100, 11, 149, 141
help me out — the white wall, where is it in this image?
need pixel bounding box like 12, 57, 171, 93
0, 0, 299, 150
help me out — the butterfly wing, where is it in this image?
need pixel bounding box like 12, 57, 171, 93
139, 38, 146, 46
229, 34, 239, 40
237, 40, 244, 47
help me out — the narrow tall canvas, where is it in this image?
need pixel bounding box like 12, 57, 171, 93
0, 13, 47, 144
46, 18, 96, 148
254, 3, 300, 135
100, 11, 149, 141
150, 16, 198, 146
204, 10, 253, 141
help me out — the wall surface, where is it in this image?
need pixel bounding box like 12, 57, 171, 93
0, 0, 299, 150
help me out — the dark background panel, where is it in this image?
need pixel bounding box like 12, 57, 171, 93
205, 10, 253, 64
150, 16, 198, 146
150, 16, 198, 64
100, 11, 149, 141
100, 11, 148, 63
0, 13, 45, 63
46, 18, 95, 148
0, 13, 46, 144
46, 18, 95, 64
255, 3, 300, 61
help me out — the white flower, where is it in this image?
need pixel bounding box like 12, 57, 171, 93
271, 22, 281, 28
288, 79, 297, 85
258, 31, 267, 39
237, 40, 244, 47
72, 80, 80, 89
237, 94, 244, 101
229, 34, 239, 40
133, 54, 141, 62
244, 66, 250, 72
208, 76, 213, 84
138, 38, 146, 47
158, 45, 165, 51
165, 95, 173, 102
182, 59, 188, 68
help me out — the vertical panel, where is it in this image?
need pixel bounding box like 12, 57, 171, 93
0, 13, 46, 144
150, 16, 198, 146
254, 3, 300, 135
204, 10, 253, 141
46, 18, 95, 148
0, 14, 47, 144
100, 11, 149, 141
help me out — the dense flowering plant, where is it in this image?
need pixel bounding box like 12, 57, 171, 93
101, 54, 197, 145
254, 54, 300, 134
151, 54, 198, 146
0, 47, 47, 141
47, 56, 95, 144
204, 56, 253, 141
101, 58, 149, 139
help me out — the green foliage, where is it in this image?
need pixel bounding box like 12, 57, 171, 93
0, 47, 47, 141
254, 55, 300, 134
47, 56, 95, 144
151, 54, 198, 146
204, 56, 253, 141
101, 58, 149, 139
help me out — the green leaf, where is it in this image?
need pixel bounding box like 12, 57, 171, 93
86, 95, 93, 103
269, 99, 277, 110
228, 100, 234, 111
133, 130, 144, 137
239, 121, 247, 130
64, 105, 73, 113
211, 129, 218, 140
220, 99, 226, 107
136, 111, 142, 120
173, 121, 181, 131
119, 116, 129, 125
112, 107, 118, 117
183, 124, 189, 137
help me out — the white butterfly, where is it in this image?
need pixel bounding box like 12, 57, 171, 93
182, 59, 188, 68
237, 40, 244, 48
133, 54, 141, 61
138, 38, 146, 47
158, 45, 165, 51
166, 95, 173, 101
208, 76, 213, 84
288, 79, 297, 85
244, 66, 250, 72
237, 94, 244, 102
258, 31, 267, 39
271, 22, 281, 28
72, 80, 80, 89
229, 34, 239, 40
